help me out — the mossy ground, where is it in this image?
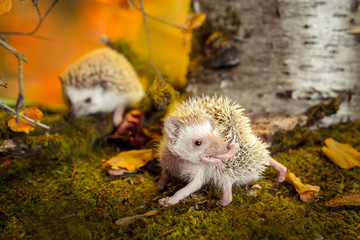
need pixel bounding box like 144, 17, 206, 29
1, 41, 359, 239
1, 108, 360, 239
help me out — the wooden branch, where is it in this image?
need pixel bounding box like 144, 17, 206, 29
0, 39, 28, 123
0, 101, 50, 130
0, 0, 58, 40
0, 39, 29, 63
0, 0, 58, 127
16, 54, 26, 123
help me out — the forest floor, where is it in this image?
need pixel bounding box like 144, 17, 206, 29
1, 108, 359, 240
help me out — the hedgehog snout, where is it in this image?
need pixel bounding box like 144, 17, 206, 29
69, 104, 84, 119
69, 111, 76, 119
205, 133, 230, 155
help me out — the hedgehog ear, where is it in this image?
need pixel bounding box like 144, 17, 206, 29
97, 80, 109, 90
205, 117, 216, 130
164, 116, 183, 144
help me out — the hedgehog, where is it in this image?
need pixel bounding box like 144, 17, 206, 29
59, 48, 145, 126
156, 95, 287, 206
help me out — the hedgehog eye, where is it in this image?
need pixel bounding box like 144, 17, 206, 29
194, 139, 202, 146
84, 97, 92, 103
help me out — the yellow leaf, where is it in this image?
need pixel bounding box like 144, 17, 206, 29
103, 149, 153, 171
322, 138, 360, 169
8, 107, 43, 134
143, 209, 157, 217
285, 172, 320, 203
91, 0, 129, 8
0, 0, 11, 15
182, 12, 206, 33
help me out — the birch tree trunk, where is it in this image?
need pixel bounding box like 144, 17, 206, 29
187, 0, 360, 126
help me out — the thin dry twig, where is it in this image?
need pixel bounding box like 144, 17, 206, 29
0, 0, 57, 130
130, 0, 165, 82
0, 39, 28, 123
71, 158, 77, 178
0, 101, 50, 130
129, 0, 186, 30
0, 0, 59, 40
0, 81, 8, 88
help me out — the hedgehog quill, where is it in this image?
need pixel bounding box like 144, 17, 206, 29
60, 48, 144, 126
157, 96, 287, 206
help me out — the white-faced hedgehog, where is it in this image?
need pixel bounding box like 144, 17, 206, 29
157, 95, 287, 206
60, 48, 144, 126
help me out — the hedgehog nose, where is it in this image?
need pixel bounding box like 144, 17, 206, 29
69, 111, 76, 119
226, 145, 231, 150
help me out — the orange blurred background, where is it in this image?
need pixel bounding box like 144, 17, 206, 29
0, 0, 191, 107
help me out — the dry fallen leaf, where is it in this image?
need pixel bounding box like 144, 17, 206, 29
8, 107, 43, 134
285, 172, 320, 203
182, 12, 206, 33
322, 138, 360, 169
326, 190, 360, 209
103, 149, 153, 172
91, 0, 129, 8
115, 210, 158, 226
0, 0, 12, 15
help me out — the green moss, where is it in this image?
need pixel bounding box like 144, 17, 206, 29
305, 97, 342, 126
1, 107, 360, 239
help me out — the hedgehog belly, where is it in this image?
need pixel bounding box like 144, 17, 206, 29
204, 159, 267, 188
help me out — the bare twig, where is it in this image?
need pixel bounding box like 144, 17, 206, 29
0, 81, 8, 89
0, 0, 59, 40
71, 158, 77, 178
131, 0, 164, 82
0, 101, 50, 130
129, 0, 186, 30
0, 39, 28, 123
0, 0, 57, 130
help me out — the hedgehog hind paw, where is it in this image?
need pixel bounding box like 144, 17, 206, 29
268, 156, 287, 183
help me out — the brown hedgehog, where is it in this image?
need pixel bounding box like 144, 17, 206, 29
60, 48, 144, 126
157, 95, 287, 206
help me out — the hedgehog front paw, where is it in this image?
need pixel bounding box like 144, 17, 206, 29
219, 198, 232, 207
159, 197, 170, 207
159, 197, 178, 207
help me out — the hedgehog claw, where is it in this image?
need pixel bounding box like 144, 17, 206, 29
159, 197, 174, 207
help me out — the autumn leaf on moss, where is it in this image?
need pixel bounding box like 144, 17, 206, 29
322, 138, 360, 169
326, 190, 360, 209
0, 0, 12, 15
285, 172, 320, 203
91, 0, 129, 8
182, 12, 206, 33
8, 107, 43, 134
115, 210, 158, 226
103, 149, 153, 172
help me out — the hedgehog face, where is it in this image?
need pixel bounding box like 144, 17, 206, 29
64, 85, 127, 118
164, 116, 237, 164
